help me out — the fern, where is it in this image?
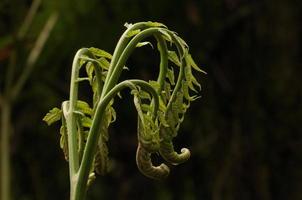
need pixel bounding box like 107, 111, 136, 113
43, 21, 205, 200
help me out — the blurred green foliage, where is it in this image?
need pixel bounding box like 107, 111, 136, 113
0, 0, 301, 199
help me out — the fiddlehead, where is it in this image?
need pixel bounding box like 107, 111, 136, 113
136, 143, 170, 180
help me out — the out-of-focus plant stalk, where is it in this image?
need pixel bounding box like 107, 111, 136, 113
0, 8, 58, 200
1, 99, 11, 200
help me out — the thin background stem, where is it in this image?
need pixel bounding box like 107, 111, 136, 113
0, 5, 58, 199
12, 12, 59, 99
17, 0, 42, 39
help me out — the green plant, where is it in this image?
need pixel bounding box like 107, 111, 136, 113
43, 21, 205, 200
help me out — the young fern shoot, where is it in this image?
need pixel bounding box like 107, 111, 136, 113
43, 21, 205, 200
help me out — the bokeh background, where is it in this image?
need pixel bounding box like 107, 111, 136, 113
0, 0, 301, 199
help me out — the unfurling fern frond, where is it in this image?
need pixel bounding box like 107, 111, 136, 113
159, 128, 191, 165
132, 88, 160, 153
43, 22, 205, 199
136, 143, 170, 180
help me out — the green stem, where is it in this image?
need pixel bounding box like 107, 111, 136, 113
102, 28, 161, 98
155, 34, 168, 94
102, 22, 148, 94
74, 79, 159, 200
77, 119, 84, 162
67, 48, 90, 199
165, 33, 186, 111
0, 99, 11, 200
68, 48, 130, 200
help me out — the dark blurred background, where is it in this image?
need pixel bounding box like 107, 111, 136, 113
0, 0, 301, 199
